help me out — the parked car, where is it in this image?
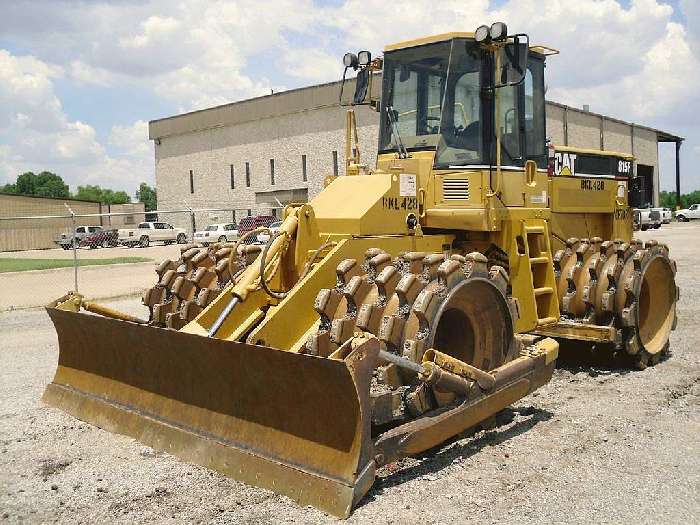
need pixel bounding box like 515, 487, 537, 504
194, 223, 238, 245
675, 203, 700, 222
256, 221, 283, 244
54, 225, 103, 250
80, 228, 119, 249
237, 215, 276, 244
652, 207, 672, 224
118, 222, 188, 248
634, 208, 661, 231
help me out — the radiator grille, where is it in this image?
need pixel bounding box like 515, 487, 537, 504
442, 178, 470, 200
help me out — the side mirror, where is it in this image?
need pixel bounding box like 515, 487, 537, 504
491, 33, 529, 89
502, 35, 528, 86
353, 68, 369, 104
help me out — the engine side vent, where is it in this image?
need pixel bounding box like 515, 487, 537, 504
442, 178, 470, 200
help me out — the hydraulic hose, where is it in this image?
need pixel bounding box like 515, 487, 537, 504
227, 226, 271, 282
259, 230, 291, 300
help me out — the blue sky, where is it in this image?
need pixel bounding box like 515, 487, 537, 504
1, 0, 698, 195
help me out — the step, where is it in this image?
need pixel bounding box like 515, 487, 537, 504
533, 286, 554, 297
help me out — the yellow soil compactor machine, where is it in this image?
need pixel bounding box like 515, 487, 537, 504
44, 24, 678, 517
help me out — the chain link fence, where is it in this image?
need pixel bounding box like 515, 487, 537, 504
0, 207, 275, 311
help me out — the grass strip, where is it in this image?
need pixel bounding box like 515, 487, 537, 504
0, 257, 152, 273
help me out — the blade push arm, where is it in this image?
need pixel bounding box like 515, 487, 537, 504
208, 212, 299, 337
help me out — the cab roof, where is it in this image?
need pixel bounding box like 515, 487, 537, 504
384, 32, 557, 56
384, 32, 474, 52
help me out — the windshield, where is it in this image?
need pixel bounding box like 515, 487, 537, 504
380, 41, 450, 153
380, 39, 484, 166
380, 38, 548, 169
205, 225, 219, 231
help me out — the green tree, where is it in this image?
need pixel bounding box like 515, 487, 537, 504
15, 172, 38, 194
659, 191, 678, 209
656, 190, 700, 209
73, 184, 131, 204
5, 171, 70, 198
682, 190, 700, 208
136, 182, 157, 212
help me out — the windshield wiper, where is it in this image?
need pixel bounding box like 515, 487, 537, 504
386, 105, 408, 158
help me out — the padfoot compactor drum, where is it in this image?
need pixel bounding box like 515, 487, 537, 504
44, 24, 678, 517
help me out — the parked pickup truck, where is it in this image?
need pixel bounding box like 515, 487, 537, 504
633, 208, 661, 231
118, 222, 187, 248
652, 207, 672, 224
675, 204, 700, 222
55, 225, 103, 250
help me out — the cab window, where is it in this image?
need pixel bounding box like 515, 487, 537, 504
524, 57, 546, 165
496, 84, 521, 164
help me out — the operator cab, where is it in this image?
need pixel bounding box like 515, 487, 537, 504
376, 31, 549, 170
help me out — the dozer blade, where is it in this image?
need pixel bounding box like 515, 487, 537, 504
43, 307, 378, 518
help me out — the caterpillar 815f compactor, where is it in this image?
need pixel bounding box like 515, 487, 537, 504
45, 24, 678, 517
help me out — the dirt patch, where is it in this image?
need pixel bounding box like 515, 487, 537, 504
38, 458, 72, 478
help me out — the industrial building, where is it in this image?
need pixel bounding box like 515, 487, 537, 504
149, 76, 683, 231
0, 194, 145, 251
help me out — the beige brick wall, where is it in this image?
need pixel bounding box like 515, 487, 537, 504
104, 203, 146, 227
566, 111, 602, 150
0, 195, 101, 251
546, 104, 566, 145
603, 119, 632, 153
632, 127, 660, 206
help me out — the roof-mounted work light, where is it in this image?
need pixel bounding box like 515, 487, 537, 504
357, 50, 372, 67
343, 52, 359, 70
489, 22, 508, 41
475, 24, 490, 43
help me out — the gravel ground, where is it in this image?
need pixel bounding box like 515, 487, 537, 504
0, 223, 698, 524
0, 244, 183, 310
0, 263, 159, 311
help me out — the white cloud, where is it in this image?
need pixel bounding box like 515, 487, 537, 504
109, 120, 151, 158
69, 60, 116, 87
282, 48, 342, 82
547, 21, 700, 121
0, 0, 320, 110
681, 0, 700, 56
0, 0, 699, 192
53, 121, 105, 160
119, 16, 181, 50
0, 49, 152, 193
